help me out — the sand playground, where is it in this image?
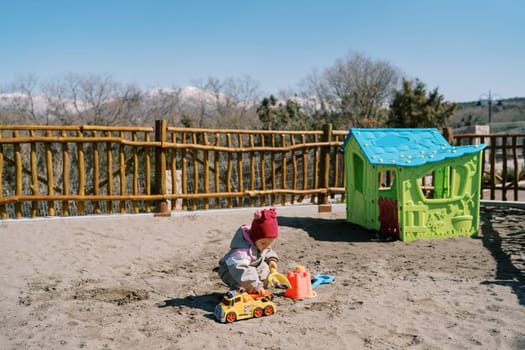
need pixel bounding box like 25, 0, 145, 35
1, 203, 524, 349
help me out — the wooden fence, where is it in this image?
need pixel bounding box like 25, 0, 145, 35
0, 121, 347, 218
0, 123, 523, 219
453, 132, 525, 201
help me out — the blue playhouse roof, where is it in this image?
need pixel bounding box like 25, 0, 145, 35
341, 128, 486, 167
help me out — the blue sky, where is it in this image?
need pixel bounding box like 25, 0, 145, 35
1, 0, 524, 102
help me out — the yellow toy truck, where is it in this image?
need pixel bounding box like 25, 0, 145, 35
214, 289, 276, 323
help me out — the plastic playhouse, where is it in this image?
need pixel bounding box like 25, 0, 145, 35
341, 128, 486, 242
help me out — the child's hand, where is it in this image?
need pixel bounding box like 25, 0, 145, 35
247, 286, 266, 295
257, 287, 268, 297
268, 260, 277, 270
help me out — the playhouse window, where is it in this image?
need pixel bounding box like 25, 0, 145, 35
418, 166, 453, 199
353, 153, 364, 193
379, 171, 395, 189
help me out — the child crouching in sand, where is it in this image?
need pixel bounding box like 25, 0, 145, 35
217, 208, 279, 295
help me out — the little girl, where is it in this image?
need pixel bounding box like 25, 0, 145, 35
217, 208, 279, 295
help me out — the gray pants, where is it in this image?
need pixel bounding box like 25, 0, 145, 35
217, 261, 270, 291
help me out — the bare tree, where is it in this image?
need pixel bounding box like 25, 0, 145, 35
133, 87, 184, 126
0, 74, 54, 124
193, 75, 262, 129
2, 73, 262, 128
42, 74, 144, 125
300, 52, 401, 128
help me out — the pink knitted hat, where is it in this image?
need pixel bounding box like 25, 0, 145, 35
250, 208, 278, 242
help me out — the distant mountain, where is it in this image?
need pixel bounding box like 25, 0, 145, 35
0, 92, 51, 114
145, 86, 221, 103
0, 86, 219, 116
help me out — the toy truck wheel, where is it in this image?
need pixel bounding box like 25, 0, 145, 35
225, 312, 237, 323
263, 305, 274, 316
253, 307, 263, 318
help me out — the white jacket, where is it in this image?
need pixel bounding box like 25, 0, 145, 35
217, 225, 278, 292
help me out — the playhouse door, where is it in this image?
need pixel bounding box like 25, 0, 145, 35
378, 198, 400, 239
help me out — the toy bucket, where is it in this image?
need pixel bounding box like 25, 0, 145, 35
284, 266, 316, 299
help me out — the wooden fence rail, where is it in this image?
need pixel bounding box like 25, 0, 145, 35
1, 123, 523, 219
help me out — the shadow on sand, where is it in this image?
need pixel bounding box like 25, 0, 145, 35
480, 206, 525, 306
157, 292, 224, 320
278, 215, 388, 243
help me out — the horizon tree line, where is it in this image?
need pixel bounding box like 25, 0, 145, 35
0, 52, 455, 130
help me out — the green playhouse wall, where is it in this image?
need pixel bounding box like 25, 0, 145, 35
344, 138, 375, 229
396, 151, 484, 241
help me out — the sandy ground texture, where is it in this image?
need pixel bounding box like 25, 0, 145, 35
1, 203, 524, 350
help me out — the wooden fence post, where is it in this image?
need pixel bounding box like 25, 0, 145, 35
154, 119, 170, 217
318, 123, 332, 212
442, 127, 453, 144
0, 132, 5, 218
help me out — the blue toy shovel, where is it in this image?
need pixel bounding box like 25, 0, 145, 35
311, 274, 335, 289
